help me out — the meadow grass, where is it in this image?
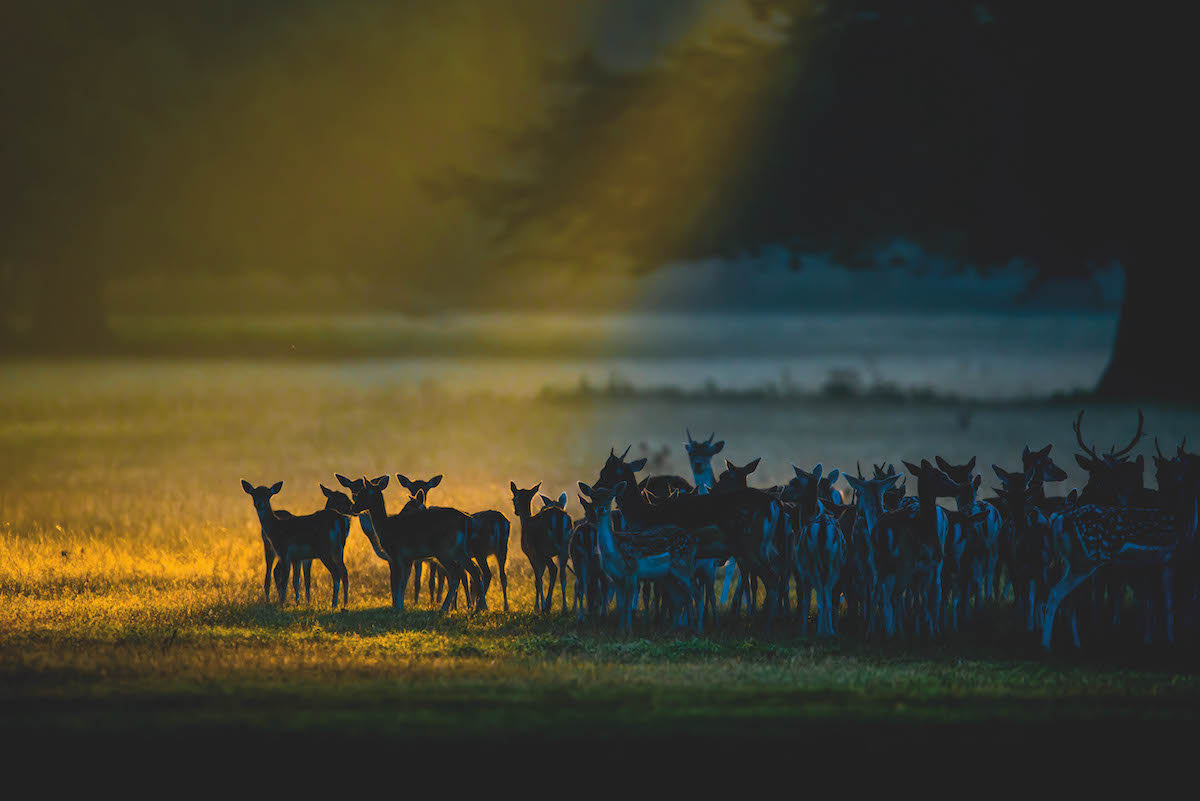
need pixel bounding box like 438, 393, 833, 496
3, 361, 1199, 752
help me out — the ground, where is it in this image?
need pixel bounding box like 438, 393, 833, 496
2, 361, 1198, 759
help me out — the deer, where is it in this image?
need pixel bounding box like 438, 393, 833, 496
777, 464, 842, 625
869, 460, 956, 638
595, 447, 784, 628
1041, 440, 1199, 651
251, 494, 312, 604
241, 480, 352, 609
395, 474, 453, 606
1071, 409, 1153, 635
347, 475, 485, 613
572, 493, 615, 622
936, 455, 1001, 619
793, 505, 853, 637
398, 477, 510, 612
842, 467, 903, 634
578, 481, 697, 634
992, 466, 1052, 633
510, 482, 572, 614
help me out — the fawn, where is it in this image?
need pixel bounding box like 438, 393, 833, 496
510, 482, 572, 613
348, 475, 485, 613
241, 480, 352, 609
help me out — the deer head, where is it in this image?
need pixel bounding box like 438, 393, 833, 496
1073, 409, 1147, 506
715, 457, 762, 491
540, 492, 569, 510
396, 474, 442, 498
684, 429, 724, 491
509, 481, 543, 518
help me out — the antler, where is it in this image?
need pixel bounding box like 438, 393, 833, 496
686, 427, 694, 444
1108, 409, 1145, 458
1073, 410, 1100, 462
1156, 437, 1167, 460
621, 444, 631, 460
706, 431, 715, 444
1180, 437, 1189, 456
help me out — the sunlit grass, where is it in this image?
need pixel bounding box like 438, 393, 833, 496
3, 361, 1200, 740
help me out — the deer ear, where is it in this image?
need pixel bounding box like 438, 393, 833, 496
972, 474, 982, 491
241, 480, 254, 494
1075, 454, 1096, 472
511, 481, 519, 496
532, 482, 542, 493
936, 456, 952, 472
826, 467, 838, 483
558, 492, 567, 508
336, 474, 355, 489
1022, 445, 1031, 460
413, 488, 426, 505
724, 459, 735, 472
269, 481, 283, 495
712, 441, 725, 454
1040, 444, 1053, 457
577, 481, 592, 498
903, 461, 921, 478
1067, 488, 1078, 503
373, 475, 389, 490
881, 473, 901, 490
843, 474, 863, 491
629, 458, 647, 472
539, 495, 554, 507
320, 484, 334, 497
966, 456, 976, 473
992, 464, 1007, 481
613, 481, 626, 496
429, 475, 443, 489
792, 465, 804, 479
396, 474, 412, 489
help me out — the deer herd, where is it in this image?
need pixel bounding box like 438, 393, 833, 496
242, 413, 1200, 651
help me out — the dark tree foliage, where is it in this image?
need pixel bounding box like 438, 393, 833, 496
431, 2, 1191, 400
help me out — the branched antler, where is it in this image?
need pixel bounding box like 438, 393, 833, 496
1073, 410, 1101, 462
1108, 409, 1145, 458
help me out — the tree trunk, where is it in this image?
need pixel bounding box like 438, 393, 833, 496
28, 264, 112, 352
1095, 263, 1194, 402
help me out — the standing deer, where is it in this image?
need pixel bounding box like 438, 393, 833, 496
571, 494, 613, 622
348, 476, 484, 613
578, 481, 697, 634
597, 447, 784, 628
251, 495, 312, 604
1041, 446, 1198, 650
870, 461, 955, 637
241, 480, 352, 609
510, 482, 572, 613
842, 467, 903, 633
794, 507, 852, 637
936, 455, 1001, 618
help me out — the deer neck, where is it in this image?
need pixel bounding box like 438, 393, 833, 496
692, 462, 715, 495
362, 494, 391, 539
594, 506, 623, 573
254, 500, 279, 533
916, 481, 939, 534
615, 479, 652, 528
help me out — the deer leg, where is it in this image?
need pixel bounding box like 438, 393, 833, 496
273, 561, 289, 605
1042, 565, 1097, 650
544, 558, 557, 614
496, 550, 509, 612
263, 539, 275, 602
303, 559, 313, 604
291, 556, 302, 604
411, 560, 422, 606
440, 564, 463, 614
720, 559, 737, 606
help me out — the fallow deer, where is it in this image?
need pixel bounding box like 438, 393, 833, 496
348, 476, 485, 613
870, 460, 956, 637
596, 447, 784, 628
992, 467, 1052, 632
252, 499, 312, 604
510, 482, 572, 613
936, 455, 1002, 616
241, 480, 352, 609
1041, 445, 1198, 650
794, 506, 853, 637
396, 474, 451, 606
578, 481, 697, 634
572, 494, 613, 622
842, 468, 903, 633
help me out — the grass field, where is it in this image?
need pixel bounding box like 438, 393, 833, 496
3, 360, 1200, 758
